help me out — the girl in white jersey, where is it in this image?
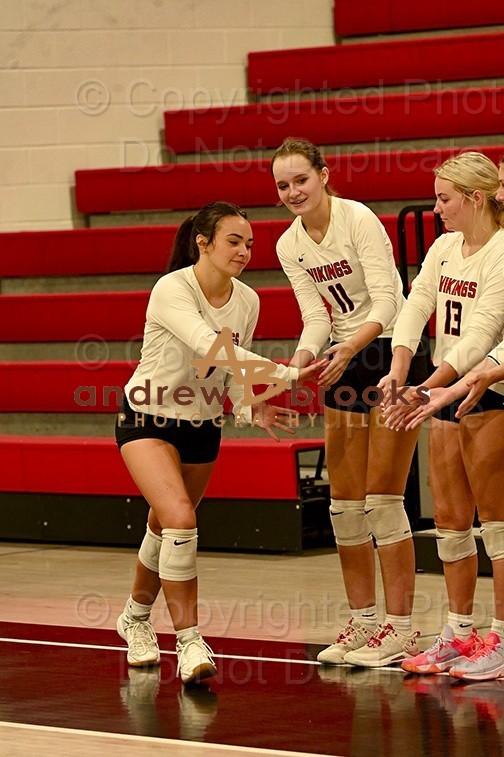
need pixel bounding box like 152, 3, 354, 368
114, 201, 318, 685
381, 152, 504, 677
271, 138, 426, 667
395, 342, 504, 681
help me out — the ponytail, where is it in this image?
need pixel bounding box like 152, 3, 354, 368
166, 216, 198, 272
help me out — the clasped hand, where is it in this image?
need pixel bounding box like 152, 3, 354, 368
378, 375, 428, 431
252, 357, 328, 441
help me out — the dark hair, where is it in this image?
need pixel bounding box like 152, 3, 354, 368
166, 201, 248, 272
270, 136, 337, 196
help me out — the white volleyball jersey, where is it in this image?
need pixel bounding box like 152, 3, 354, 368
487, 340, 504, 396
276, 196, 405, 358
124, 266, 299, 421
392, 229, 504, 376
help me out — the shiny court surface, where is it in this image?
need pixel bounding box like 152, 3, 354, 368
1, 621, 504, 756
1, 542, 503, 755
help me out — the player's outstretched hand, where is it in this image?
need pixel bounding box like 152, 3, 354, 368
316, 343, 353, 388
401, 387, 453, 431
377, 372, 397, 411
382, 385, 427, 430
252, 402, 299, 442
297, 359, 328, 386
456, 370, 494, 418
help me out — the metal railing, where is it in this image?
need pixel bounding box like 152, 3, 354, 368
396, 204, 443, 531
397, 204, 443, 296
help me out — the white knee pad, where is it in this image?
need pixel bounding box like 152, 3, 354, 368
436, 527, 477, 563
365, 494, 412, 547
159, 528, 198, 581
330, 499, 372, 547
480, 521, 504, 561
138, 525, 162, 573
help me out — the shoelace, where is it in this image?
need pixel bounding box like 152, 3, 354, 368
127, 621, 157, 654
472, 632, 486, 652
334, 623, 357, 643
424, 631, 482, 657
470, 634, 500, 661
367, 624, 391, 648
334, 621, 367, 644
366, 624, 419, 649
176, 638, 215, 676
423, 634, 450, 655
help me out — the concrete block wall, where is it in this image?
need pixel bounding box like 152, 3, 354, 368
0, 0, 335, 230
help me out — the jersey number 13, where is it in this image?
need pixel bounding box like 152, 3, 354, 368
444, 300, 462, 336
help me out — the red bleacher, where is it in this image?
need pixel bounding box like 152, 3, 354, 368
0, 362, 131, 412
74, 146, 504, 215
165, 87, 504, 154
4, 4, 478, 552
0, 222, 289, 277
0, 361, 325, 416
333, 0, 504, 36
0, 286, 436, 351
0, 288, 304, 342
0, 435, 323, 501
0, 214, 436, 276
0, 227, 172, 278
247, 32, 504, 94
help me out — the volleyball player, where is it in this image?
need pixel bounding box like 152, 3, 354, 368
381, 152, 504, 676
114, 201, 321, 685
270, 138, 426, 667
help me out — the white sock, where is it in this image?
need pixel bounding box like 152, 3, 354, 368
125, 596, 153, 621
176, 625, 200, 645
447, 611, 473, 640
352, 606, 378, 628
490, 618, 504, 640
385, 613, 412, 634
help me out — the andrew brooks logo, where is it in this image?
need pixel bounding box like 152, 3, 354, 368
74, 327, 430, 420
190, 327, 291, 406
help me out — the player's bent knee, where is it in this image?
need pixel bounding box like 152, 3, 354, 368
480, 521, 504, 561
138, 524, 162, 573
436, 527, 477, 563
365, 494, 412, 547
330, 498, 372, 547
159, 528, 198, 581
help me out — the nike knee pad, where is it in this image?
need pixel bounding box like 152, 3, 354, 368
159, 528, 198, 581
329, 499, 372, 547
138, 525, 162, 573
436, 527, 477, 563
480, 521, 504, 561
365, 494, 412, 547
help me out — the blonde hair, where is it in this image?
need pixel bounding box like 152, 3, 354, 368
435, 151, 504, 228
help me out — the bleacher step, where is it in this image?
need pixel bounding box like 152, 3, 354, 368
0, 436, 329, 551
1, 274, 161, 295
260, 78, 504, 102
0, 342, 142, 362
89, 206, 292, 228
0, 413, 324, 440
0, 339, 298, 363
0, 270, 290, 295
339, 25, 504, 44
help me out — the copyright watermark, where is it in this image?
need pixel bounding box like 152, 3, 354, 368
75, 592, 111, 627
76, 79, 111, 116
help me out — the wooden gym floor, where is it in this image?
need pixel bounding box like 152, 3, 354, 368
0, 541, 502, 756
